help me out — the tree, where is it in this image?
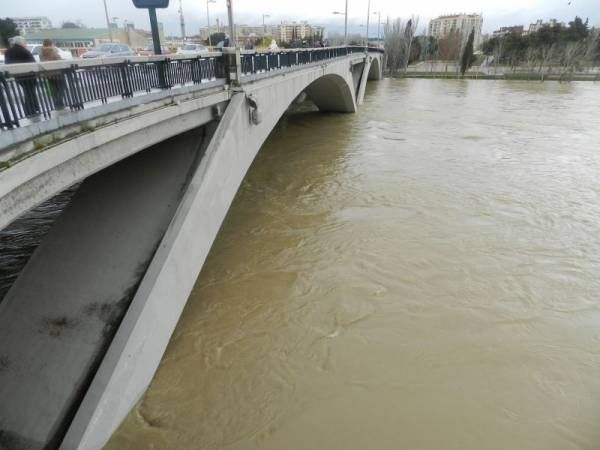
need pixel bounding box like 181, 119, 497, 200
460, 28, 475, 76
0, 18, 19, 48
205, 32, 225, 46
61, 21, 81, 29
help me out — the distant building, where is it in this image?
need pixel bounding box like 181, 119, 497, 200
24, 25, 163, 55
9, 16, 53, 34
492, 25, 524, 38
527, 19, 565, 34
276, 22, 324, 43
428, 13, 483, 47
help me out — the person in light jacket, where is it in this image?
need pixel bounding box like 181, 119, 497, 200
40, 39, 66, 110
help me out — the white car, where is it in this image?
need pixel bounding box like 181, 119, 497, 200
27, 44, 73, 62
0, 53, 4, 65
177, 43, 208, 56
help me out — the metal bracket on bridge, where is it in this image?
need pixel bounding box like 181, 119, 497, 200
246, 94, 262, 125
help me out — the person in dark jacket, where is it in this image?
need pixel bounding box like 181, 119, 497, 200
5, 36, 39, 118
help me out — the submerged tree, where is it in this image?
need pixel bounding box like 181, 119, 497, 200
460, 28, 475, 76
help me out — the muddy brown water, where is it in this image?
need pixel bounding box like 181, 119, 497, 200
106, 79, 600, 450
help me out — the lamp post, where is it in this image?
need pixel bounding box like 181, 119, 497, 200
226, 0, 236, 46
206, 0, 216, 48
102, 0, 113, 42
365, 0, 371, 49
332, 0, 348, 45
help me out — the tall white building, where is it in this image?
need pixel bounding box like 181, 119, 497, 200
9, 16, 53, 34
428, 13, 483, 47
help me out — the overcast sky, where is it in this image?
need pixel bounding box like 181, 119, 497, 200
3, 0, 599, 37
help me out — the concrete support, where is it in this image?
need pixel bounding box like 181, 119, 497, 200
0, 130, 207, 449
356, 58, 373, 105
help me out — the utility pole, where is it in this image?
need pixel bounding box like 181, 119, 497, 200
102, 0, 113, 42
206, 0, 216, 47
344, 0, 348, 45
365, 0, 371, 48
226, 0, 236, 46
377, 11, 381, 46
178, 0, 186, 40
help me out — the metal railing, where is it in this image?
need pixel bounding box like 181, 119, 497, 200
0, 55, 225, 130
1, 46, 383, 130
240, 46, 379, 75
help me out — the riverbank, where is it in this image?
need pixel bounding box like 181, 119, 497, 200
390, 71, 600, 81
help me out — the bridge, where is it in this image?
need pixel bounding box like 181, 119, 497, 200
0, 46, 383, 449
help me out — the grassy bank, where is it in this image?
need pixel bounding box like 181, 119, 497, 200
389, 71, 600, 82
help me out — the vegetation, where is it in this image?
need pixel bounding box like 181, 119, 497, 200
460, 29, 475, 76
0, 18, 19, 47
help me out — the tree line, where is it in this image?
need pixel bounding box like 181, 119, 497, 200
383, 16, 600, 78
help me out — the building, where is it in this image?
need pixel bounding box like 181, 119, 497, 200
9, 16, 53, 34
428, 13, 483, 47
492, 25, 524, 38
24, 25, 163, 56
527, 19, 565, 34
276, 22, 324, 43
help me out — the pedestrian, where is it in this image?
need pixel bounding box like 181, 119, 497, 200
39, 39, 61, 62
223, 35, 230, 48
39, 39, 67, 110
4, 36, 40, 119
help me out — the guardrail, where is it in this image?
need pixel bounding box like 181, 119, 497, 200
240, 46, 375, 75
0, 46, 383, 130
0, 54, 225, 130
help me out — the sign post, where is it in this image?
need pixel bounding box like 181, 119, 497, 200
132, 0, 170, 55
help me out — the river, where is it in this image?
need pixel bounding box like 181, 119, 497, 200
106, 79, 600, 450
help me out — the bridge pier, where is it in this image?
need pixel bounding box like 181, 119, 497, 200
0, 129, 209, 449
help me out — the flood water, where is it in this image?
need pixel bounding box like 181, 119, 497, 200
107, 79, 600, 450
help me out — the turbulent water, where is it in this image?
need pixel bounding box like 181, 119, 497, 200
107, 79, 600, 450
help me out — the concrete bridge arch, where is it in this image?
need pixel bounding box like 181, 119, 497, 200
0, 51, 383, 450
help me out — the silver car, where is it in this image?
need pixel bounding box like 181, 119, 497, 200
81, 43, 135, 59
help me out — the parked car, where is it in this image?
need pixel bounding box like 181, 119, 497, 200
176, 43, 208, 56
81, 43, 135, 59
138, 45, 171, 56
26, 44, 73, 62
0, 52, 4, 65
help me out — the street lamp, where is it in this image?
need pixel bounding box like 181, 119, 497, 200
102, 0, 113, 42
206, 0, 216, 48
332, 0, 348, 45
365, 0, 371, 49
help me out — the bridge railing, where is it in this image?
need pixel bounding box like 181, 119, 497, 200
0, 54, 225, 130
239, 46, 378, 75
1, 46, 383, 131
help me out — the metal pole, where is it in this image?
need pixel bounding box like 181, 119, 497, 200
377, 11, 381, 46
102, 0, 113, 42
178, 0, 186, 40
207, 0, 212, 48
226, 0, 236, 47
366, 0, 370, 49
344, 0, 348, 45
149, 7, 162, 54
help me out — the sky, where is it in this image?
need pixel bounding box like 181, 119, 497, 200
3, 0, 599, 37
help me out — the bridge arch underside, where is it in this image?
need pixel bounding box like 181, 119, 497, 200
0, 55, 381, 450
304, 73, 357, 113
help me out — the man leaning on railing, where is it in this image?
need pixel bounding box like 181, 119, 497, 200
40, 39, 67, 112
4, 36, 41, 121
